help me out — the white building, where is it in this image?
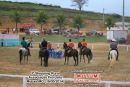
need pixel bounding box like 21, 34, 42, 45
107, 27, 128, 41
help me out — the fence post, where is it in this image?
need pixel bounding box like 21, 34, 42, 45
91, 44, 94, 50
105, 82, 111, 87
23, 77, 27, 87
126, 45, 129, 52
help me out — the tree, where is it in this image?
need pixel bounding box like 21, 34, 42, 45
55, 14, 66, 34
36, 11, 48, 31
105, 17, 115, 30
72, 0, 88, 11
11, 11, 21, 33
73, 15, 84, 32
0, 19, 2, 26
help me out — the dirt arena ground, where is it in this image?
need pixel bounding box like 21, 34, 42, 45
0, 43, 130, 87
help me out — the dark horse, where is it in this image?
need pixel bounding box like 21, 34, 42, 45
19, 47, 29, 64
64, 47, 78, 66
78, 42, 93, 63
39, 44, 49, 67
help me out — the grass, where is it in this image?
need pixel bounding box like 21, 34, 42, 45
20, 34, 107, 43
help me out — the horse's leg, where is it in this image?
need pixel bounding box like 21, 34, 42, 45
44, 57, 46, 67
73, 56, 76, 66
41, 57, 42, 66
83, 55, 85, 63
27, 56, 28, 64
87, 54, 90, 64
80, 54, 82, 62
20, 55, 22, 64
76, 52, 79, 66
64, 56, 66, 65
46, 57, 48, 67
24, 56, 25, 63
67, 57, 69, 65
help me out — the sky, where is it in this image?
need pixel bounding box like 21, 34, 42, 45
4, 0, 130, 16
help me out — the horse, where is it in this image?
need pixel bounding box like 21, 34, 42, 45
19, 47, 29, 64
64, 47, 78, 66
109, 50, 117, 67
39, 44, 49, 67
78, 42, 93, 64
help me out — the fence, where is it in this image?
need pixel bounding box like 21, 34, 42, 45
0, 34, 19, 46
0, 74, 130, 87
34, 42, 130, 52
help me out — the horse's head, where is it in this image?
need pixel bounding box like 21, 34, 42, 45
39, 43, 42, 48
78, 42, 82, 48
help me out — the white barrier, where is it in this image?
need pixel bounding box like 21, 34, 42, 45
0, 74, 130, 87
34, 42, 129, 52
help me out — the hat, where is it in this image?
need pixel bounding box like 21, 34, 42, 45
112, 38, 116, 42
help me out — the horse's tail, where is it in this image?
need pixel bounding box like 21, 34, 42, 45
89, 49, 93, 60
19, 49, 23, 64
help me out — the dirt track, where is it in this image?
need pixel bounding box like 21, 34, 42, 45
0, 44, 130, 87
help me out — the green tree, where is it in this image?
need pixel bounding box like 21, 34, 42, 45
72, 0, 88, 11
55, 14, 66, 34
36, 11, 48, 31
105, 17, 115, 30
73, 15, 84, 32
0, 19, 2, 26
11, 11, 21, 33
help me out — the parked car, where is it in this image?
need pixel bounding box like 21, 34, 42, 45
118, 38, 126, 44
51, 29, 59, 34
25, 28, 40, 35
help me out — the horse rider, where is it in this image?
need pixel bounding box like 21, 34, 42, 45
108, 38, 119, 61
67, 39, 75, 53
41, 37, 48, 49
21, 37, 31, 56
81, 39, 88, 51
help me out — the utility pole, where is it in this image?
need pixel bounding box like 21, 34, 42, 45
122, 0, 125, 30
103, 8, 105, 24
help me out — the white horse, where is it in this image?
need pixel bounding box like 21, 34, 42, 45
19, 47, 29, 64
109, 50, 117, 67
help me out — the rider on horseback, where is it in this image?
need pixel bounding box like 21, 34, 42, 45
108, 38, 119, 61
81, 39, 88, 51
21, 37, 31, 56
41, 37, 48, 49
67, 39, 75, 53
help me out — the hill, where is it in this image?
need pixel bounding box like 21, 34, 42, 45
0, 1, 130, 31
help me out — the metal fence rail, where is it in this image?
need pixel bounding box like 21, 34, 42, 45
0, 74, 130, 87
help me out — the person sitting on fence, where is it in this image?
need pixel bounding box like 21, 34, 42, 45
81, 39, 88, 51
67, 39, 75, 53
56, 46, 62, 52
41, 37, 48, 49
108, 38, 119, 61
29, 37, 33, 48
21, 37, 31, 56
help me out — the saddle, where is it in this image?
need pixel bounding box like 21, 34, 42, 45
81, 46, 87, 52
67, 48, 73, 54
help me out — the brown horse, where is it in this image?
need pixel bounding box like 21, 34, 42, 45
78, 42, 93, 63
64, 48, 78, 66
39, 44, 49, 67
